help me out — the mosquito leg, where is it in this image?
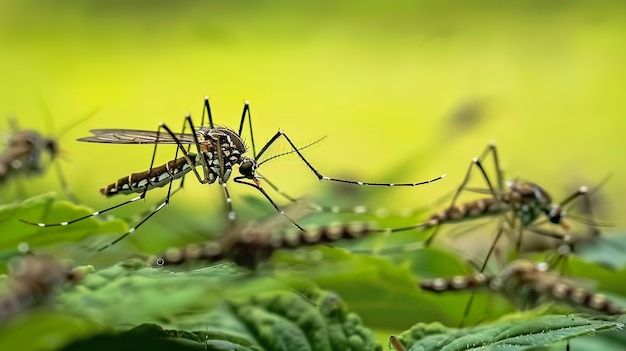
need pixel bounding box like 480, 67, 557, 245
95, 175, 190, 251
96, 197, 169, 251
220, 182, 237, 227
20, 118, 199, 233
259, 173, 370, 215
424, 152, 498, 246
156, 119, 209, 185
459, 292, 477, 328
96, 117, 210, 250
575, 187, 601, 240
200, 96, 215, 129
234, 176, 306, 231
343, 144, 510, 256
20, 193, 148, 227
236, 100, 256, 157
480, 141, 504, 194
481, 222, 506, 272
255, 131, 446, 187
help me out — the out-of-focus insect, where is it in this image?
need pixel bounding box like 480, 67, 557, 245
1, 108, 96, 201
0, 255, 84, 324
22, 98, 445, 251
153, 216, 381, 270
420, 259, 624, 315
370, 143, 600, 273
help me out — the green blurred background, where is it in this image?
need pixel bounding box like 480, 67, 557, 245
1, 0, 626, 347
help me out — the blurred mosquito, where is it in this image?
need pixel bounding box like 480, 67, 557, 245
365, 143, 602, 272
22, 98, 444, 251
0, 107, 96, 202
153, 219, 382, 270
420, 258, 624, 315
149, 196, 387, 270
0, 254, 84, 325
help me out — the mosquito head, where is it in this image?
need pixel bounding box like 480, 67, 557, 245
44, 138, 60, 158
238, 157, 257, 179
545, 203, 566, 224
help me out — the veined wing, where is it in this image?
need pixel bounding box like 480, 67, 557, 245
77, 129, 199, 144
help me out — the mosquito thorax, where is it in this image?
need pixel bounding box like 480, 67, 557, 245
506, 180, 554, 226
195, 126, 249, 183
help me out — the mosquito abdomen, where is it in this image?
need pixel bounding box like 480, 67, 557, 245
101, 155, 197, 197
428, 198, 507, 226
419, 273, 491, 292
534, 281, 624, 315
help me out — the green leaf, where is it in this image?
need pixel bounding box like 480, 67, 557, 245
12, 259, 382, 351
268, 245, 474, 329
396, 315, 624, 351
0, 310, 104, 351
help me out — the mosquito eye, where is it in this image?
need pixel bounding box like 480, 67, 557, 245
239, 160, 256, 177
547, 205, 562, 223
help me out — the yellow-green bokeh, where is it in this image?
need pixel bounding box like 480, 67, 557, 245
1, 1, 626, 345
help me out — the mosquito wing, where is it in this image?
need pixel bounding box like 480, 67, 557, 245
77, 129, 199, 144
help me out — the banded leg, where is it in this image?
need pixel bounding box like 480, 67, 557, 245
254, 131, 446, 188
424, 142, 505, 247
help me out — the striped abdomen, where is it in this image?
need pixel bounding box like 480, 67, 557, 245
419, 273, 492, 292
101, 154, 198, 197
425, 181, 551, 227
422, 260, 625, 315
533, 281, 624, 315
425, 197, 509, 227
153, 222, 378, 270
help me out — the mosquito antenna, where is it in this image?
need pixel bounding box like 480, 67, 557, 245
257, 136, 328, 167
56, 108, 101, 140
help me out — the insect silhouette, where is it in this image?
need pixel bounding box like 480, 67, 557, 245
420, 259, 624, 315
21, 98, 445, 251
0, 254, 84, 325
1, 109, 95, 202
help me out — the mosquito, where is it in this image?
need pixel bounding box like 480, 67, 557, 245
366, 143, 601, 272
152, 219, 383, 270
1, 108, 96, 202
0, 254, 84, 325
21, 98, 445, 251
420, 258, 624, 315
